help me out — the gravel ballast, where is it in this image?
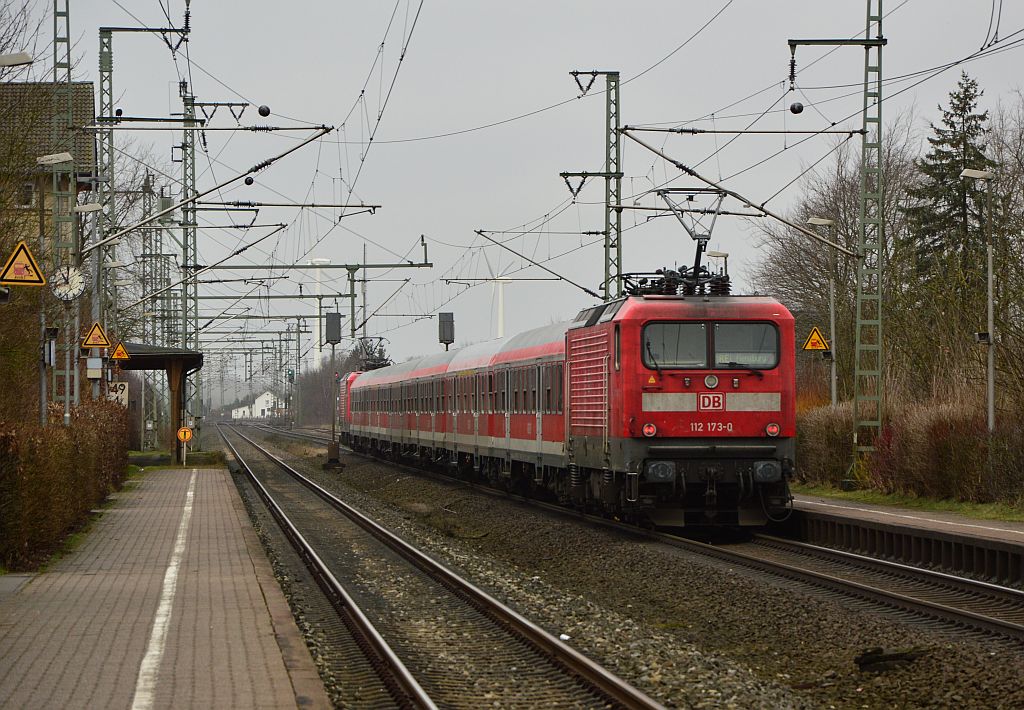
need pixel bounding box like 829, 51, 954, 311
247, 431, 1024, 708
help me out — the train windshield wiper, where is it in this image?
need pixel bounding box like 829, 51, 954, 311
646, 340, 661, 375
727, 361, 764, 379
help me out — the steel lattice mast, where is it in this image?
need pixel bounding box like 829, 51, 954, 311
853, 1, 885, 457
50, 0, 78, 424
604, 72, 623, 299
179, 80, 201, 421
561, 70, 623, 301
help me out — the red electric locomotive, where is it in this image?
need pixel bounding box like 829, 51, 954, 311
340, 268, 795, 527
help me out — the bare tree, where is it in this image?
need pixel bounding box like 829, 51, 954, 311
749, 112, 920, 398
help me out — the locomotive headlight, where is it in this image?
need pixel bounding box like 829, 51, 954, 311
644, 460, 676, 482
753, 460, 782, 483
704, 375, 719, 389
765, 422, 781, 437
642, 422, 657, 437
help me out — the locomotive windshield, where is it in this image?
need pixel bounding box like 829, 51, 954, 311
642, 321, 778, 370
713, 322, 778, 369
643, 323, 707, 368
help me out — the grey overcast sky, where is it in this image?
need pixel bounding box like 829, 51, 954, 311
53, 1, 1024, 385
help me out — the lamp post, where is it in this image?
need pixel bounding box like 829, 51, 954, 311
959, 168, 995, 435
809, 218, 837, 406
0, 52, 33, 68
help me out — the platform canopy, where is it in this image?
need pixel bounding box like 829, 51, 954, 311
117, 343, 203, 464
115, 342, 203, 373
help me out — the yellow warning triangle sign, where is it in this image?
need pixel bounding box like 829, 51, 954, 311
0, 240, 46, 286
802, 326, 829, 351
82, 322, 111, 348
111, 342, 130, 360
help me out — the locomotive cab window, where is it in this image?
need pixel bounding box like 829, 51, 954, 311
714, 322, 779, 369
642, 322, 707, 369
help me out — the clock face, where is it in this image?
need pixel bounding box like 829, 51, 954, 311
51, 265, 86, 301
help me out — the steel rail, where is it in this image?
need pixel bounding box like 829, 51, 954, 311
219, 426, 437, 709
661, 534, 1024, 643
251, 423, 1024, 645
231, 424, 663, 710
756, 534, 1024, 600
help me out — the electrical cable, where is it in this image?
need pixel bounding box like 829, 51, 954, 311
326, 0, 736, 146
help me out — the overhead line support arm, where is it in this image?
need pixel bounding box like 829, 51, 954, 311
620, 129, 857, 257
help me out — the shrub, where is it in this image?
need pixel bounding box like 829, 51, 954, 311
799, 393, 1024, 506
0, 400, 128, 570
795, 401, 853, 487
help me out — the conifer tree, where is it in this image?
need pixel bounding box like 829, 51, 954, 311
905, 72, 995, 283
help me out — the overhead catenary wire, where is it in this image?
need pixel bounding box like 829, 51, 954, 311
621, 130, 856, 257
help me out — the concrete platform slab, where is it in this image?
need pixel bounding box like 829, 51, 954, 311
0, 467, 330, 710
794, 493, 1024, 546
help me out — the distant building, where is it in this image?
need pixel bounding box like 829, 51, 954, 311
230, 391, 283, 419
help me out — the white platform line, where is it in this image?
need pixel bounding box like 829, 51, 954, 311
131, 469, 197, 710
797, 498, 1024, 539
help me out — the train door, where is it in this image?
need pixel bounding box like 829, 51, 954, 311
534, 364, 543, 473
473, 372, 480, 465
503, 367, 511, 473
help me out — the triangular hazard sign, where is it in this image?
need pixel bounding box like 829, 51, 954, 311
0, 241, 46, 286
802, 326, 829, 351
111, 342, 130, 360
82, 322, 111, 348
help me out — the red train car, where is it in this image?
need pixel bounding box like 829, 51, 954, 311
340, 294, 795, 527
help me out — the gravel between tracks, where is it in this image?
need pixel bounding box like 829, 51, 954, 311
250, 432, 1024, 709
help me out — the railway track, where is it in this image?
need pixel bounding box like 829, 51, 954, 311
220, 424, 660, 710
246, 422, 1024, 649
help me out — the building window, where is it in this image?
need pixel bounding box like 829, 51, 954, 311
17, 183, 35, 208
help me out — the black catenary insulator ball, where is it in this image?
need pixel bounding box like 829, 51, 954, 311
258, 105, 271, 117
244, 176, 254, 186
790, 102, 804, 115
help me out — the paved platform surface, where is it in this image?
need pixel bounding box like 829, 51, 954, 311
794, 493, 1024, 546
0, 467, 330, 709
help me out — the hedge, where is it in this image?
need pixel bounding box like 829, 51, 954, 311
0, 400, 128, 571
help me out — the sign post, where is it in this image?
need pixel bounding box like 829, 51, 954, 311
106, 381, 128, 407
324, 312, 342, 469
0, 241, 46, 286
801, 326, 829, 352
177, 426, 193, 467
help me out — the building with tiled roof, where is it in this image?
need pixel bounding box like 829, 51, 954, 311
0, 81, 96, 264
0, 81, 96, 173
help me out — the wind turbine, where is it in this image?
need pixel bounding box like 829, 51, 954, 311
482, 250, 512, 339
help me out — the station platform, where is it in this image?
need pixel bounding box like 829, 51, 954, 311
790, 492, 1024, 586
0, 467, 329, 710
793, 493, 1024, 546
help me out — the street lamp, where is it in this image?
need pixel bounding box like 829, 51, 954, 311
35, 152, 73, 166
959, 167, 995, 435
0, 52, 33, 67
808, 217, 837, 406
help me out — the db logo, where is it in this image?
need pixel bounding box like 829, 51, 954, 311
698, 393, 724, 411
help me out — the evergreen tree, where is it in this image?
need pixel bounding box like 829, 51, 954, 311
905, 72, 995, 283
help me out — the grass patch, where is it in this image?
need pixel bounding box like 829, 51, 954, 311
792, 483, 1024, 522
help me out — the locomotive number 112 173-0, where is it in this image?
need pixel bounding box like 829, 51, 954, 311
690, 421, 734, 433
